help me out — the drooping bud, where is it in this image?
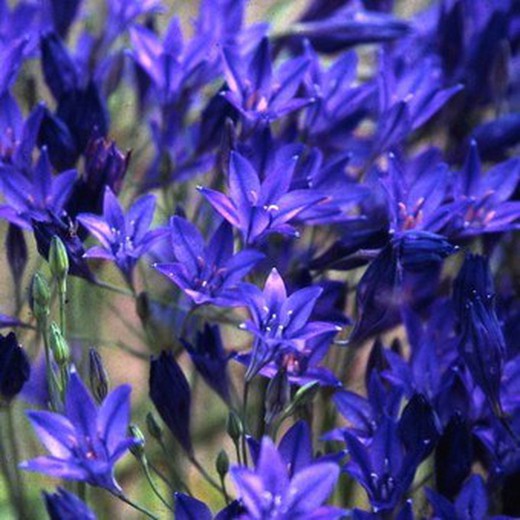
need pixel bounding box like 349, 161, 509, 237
49, 322, 70, 366
31, 273, 51, 321
128, 424, 146, 459
0, 332, 31, 402
216, 450, 229, 478
146, 412, 163, 442
265, 369, 290, 424
290, 380, 320, 410
226, 410, 243, 443
88, 348, 109, 404
149, 351, 193, 454
49, 236, 69, 289
6, 224, 28, 288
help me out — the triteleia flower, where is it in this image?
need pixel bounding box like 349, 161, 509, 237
0, 331, 30, 401
78, 187, 165, 284
239, 268, 340, 380
21, 370, 140, 493
453, 254, 506, 414
43, 487, 96, 520
199, 151, 325, 244
231, 436, 344, 520
154, 216, 263, 307
149, 350, 193, 454
221, 37, 312, 123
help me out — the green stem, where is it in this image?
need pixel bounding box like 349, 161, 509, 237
142, 460, 174, 512
112, 491, 159, 520
220, 474, 230, 505
188, 456, 224, 494
241, 381, 250, 467
58, 288, 66, 335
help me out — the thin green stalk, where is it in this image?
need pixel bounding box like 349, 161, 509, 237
220, 474, 230, 505
111, 491, 159, 520
188, 456, 224, 494
241, 381, 250, 467
141, 460, 174, 512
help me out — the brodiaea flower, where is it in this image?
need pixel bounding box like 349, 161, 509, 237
20, 370, 140, 493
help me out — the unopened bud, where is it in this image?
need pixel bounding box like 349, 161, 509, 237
265, 369, 290, 424
146, 412, 163, 442
129, 424, 146, 458
216, 449, 229, 477
49, 322, 70, 366
290, 380, 320, 410
31, 273, 51, 321
226, 410, 243, 443
49, 236, 69, 288
89, 348, 109, 404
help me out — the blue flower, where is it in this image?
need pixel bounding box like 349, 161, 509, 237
0, 331, 30, 401
78, 187, 165, 284
43, 487, 97, 520
231, 436, 344, 520
21, 370, 140, 493
239, 268, 340, 380
154, 216, 263, 306
199, 151, 325, 244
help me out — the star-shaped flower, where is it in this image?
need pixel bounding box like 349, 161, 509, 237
21, 370, 140, 494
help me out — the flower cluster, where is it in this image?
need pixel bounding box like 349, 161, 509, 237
0, 0, 518, 518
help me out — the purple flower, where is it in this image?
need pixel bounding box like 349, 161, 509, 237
21, 370, 140, 493
239, 268, 340, 380
231, 436, 344, 519
221, 37, 313, 123
0, 331, 30, 401
154, 216, 263, 306
199, 151, 325, 244
0, 147, 76, 229
43, 487, 96, 520
78, 187, 165, 284
149, 350, 192, 454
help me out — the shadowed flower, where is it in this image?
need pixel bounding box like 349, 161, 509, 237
154, 216, 263, 306
43, 487, 96, 520
0, 331, 30, 401
231, 436, 344, 519
21, 370, 140, 493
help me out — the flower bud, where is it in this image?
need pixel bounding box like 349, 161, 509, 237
49, 235, 69, 288
31, 273, 51, 321
0, 333, 30, 401
128, 424, 146, 458
216, 449, 229, 477
49, 322, 70, 366
89, 348, 109, 404
265, 369, 290, 424
290, 380, 320, 410
146, 412, 163, 442
226, 410, 243, 443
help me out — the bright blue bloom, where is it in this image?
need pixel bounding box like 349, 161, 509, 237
231, 436, 344, 520
78, 187, 165, 284
238, 268, 340, 380
199, 151, 325, 244
21, 370, 140, 493
154, 216, 263, 306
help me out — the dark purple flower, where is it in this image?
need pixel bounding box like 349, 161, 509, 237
0, 147, 76, 229
426, 474, 493, 520
154, 217, 263, 306
149, 350, 193, 454
453, 254, 506, 414
21, 370, 140, 493
199, 151, 325, 244
231, 436, 343, 519
78, 187, 164, 284
221, 37, 313, 123
238, 268, 340, 380
182, 324, 231, 403
174, 493, 212, 520
0, 331, 30, 401
43, 487, 96, 520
